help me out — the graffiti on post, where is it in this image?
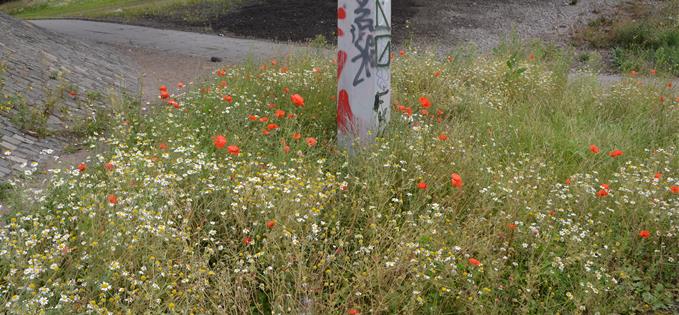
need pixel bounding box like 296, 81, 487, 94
337, 0, 391, 148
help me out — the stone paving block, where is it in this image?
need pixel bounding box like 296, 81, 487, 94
7, 155, 27, 165
1, 135, 21, 146
0, 141, 17, 151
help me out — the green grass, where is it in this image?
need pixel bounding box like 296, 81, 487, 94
0, 0, 240, 24
0, 41, 677, 313
576, 0, 679, 76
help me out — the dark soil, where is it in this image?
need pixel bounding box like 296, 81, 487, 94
214, 0, 418, 42
130, 0, 419, 43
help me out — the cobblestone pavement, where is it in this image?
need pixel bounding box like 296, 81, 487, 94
0, 13, 139, 182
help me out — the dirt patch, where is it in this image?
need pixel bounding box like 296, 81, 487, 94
214, 0, 417, 42
118, 0, 625, 51
111, 0, 418, 43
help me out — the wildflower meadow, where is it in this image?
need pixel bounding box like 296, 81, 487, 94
1, 42, 677, 313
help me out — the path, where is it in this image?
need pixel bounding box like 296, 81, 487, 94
29, 19, 309, 62
29, 19, 324, 103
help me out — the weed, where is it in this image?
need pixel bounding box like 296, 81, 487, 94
0, 44, 676, 314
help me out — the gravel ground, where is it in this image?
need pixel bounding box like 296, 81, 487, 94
407, 0, 625, 51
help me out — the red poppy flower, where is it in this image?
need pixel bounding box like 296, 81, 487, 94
451, 173, 463, 189
216, 69, 226, 77
224, 95, 233, 104
262, 130, 270, 136
77, 163, 87, 173
283, 87, 289, 94
417, 181, 427, 190
528, 53, 535, 61
630, 70, 638, 77
292, 132, 302, 140
671, 186, 679, 194
507, 223, 517, 230
447, 55, 454, 63
219, 80, 228, 89
437, 109, 444, 116
266, 219, 277, 229
654, 172, 662, 180
177, 82, 185, 89
608, 150, 623, 158
291, 94, 305, 107
434, 70, 442, 78
347, 309, 360, 315
600, 183, 609, 191
259, 117, 269, 123
214, 135, 227, 149
419, 96, 432, 108
68, 90, 77, 98
267, 123, 279, 131
159, 143, 169, 150
168, 99, 180, 109
248, 114, 258, 121
399, 50, 405, 57
306, 137, 318, 147
659, 95, 665, 103
275, 109, 286, 118
589, 144, 600, 154
160, 90, 170, 99
650, 69, 657, 76
104, 162, 114, 171
107, 194, 118, 205
159, 85, 167, 92
242, 237, 252, 245
227, 145, 240, 156
565, 178, 571, 185
596, 189, 608, 197
667, 82, 673, 88
271, 59, 278, 66
438, 133, 448, 141
283, 145, 290, 154
468, 258, 481, 266
639, 230, 650, 239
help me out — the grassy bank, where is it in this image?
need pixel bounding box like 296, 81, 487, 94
0, 0, 241, 27
0, 42, 678, 313
576, 0, 679, 76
